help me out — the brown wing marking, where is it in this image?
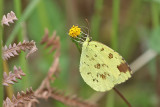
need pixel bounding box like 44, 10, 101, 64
117, 62, 131, 73
108, 53, 113, 59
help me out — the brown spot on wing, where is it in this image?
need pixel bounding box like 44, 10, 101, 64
117, 62, 131, 73
97, 64, 100, 69
100, 48, 104, 51
93, 78, 98, 82
97, 73, 107, 80
108, 53, 113, 59
100, 74, 106, 80
94, 63, 101, 69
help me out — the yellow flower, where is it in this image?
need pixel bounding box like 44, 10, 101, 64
69, 25, 81, 38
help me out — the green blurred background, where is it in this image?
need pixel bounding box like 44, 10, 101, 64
1, 0, 160, 107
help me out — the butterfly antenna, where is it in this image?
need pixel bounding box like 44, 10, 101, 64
85, 18, 90, 37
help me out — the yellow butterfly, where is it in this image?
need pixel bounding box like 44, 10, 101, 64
69, 25, 132, 92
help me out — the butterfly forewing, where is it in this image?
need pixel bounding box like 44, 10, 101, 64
80, 46, 114, 91
79, 40, 132, 92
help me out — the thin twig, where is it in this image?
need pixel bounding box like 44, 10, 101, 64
130, 49, 157, 73
113, 88, 132, 107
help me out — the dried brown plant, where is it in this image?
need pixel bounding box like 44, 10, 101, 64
33, 77, 96, 107
41, 29, 60, 79
41, 29, 60, 57
1, 11, 18, 26
32, 66, 96, 107
2, 40, 38, 60
51, 89, 96, 107
3, 29, 96, 107
3, 66, 25, 86
24, 30, 96, 107
3, 87, 35, 107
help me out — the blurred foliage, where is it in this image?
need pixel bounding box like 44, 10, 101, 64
149, 27, 160, 53
2, 0, 160, 107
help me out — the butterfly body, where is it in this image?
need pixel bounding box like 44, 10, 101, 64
80, 37, 132, 92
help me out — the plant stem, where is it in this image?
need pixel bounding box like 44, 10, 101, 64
131, 49, 157, 73
151, 2, 159, 28
6, 0, 40, 45
111, 0, 120, 51
113, 88, 132, 107
0, 0, 3, 106
37, 0, 51, 30
121, 0, 142, 58
14, 0, 30, 90
91, 0, 103, 40
151, 1, 160, 106
3, 61, 14, 98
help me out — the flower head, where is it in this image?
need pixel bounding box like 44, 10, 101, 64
69, 25, 81, 38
